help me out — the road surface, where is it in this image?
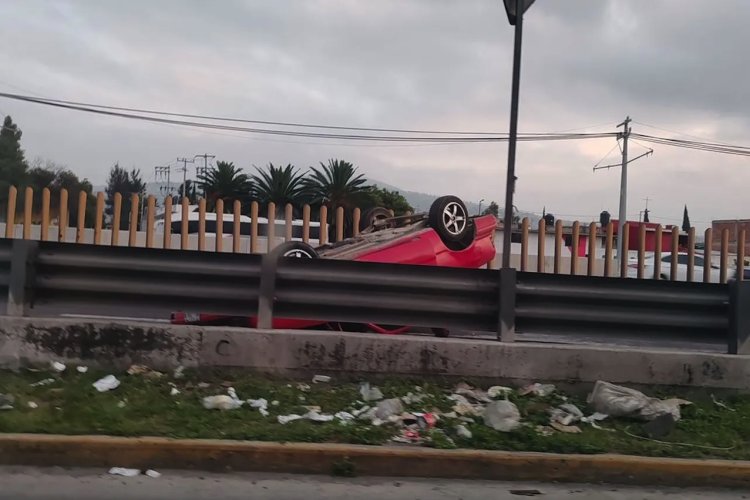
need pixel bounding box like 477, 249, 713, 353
0, 467, 746, 500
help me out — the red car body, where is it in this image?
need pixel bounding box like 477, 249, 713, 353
171, 214, 497, 331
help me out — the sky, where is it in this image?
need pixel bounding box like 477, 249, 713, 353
0, 0, 749, 229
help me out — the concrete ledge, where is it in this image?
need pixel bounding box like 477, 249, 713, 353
1, 433, 749, 487
1, 316, 750, 389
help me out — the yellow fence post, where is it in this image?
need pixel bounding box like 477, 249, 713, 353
537, 219, 546, 273
302, 204, 311, 243
198, 198, 207, 252
111, 192, 121, 246
77, 191, 87, 243
41, 188, 51, 242
93, 192, 104, 244
353, 208, 361, 238
146, 195, 156, 248
58, 188, 68, 242
319, 206, 328, 246
336, 206, 345, 242
215, 199, 224, 252
23, 187, 33, 240
5, 186, 17, 239
129, 193, 139, 247
162, 196, 172, 249
250, 201, 259, 253
233, 200, 242, 253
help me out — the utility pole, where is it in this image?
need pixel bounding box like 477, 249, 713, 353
616, 116, 631, 261
176, 157, 195, 200
154, 166, 172, 197
194, 153, 215, 197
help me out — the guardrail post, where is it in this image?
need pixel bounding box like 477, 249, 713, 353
498, 267, 517, 342
7, 239, 37, 317
729, 279, 750, 354
257, 250, 280, 329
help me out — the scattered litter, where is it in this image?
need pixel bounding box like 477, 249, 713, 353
535, 425, 555, 437
302, 405, 322, 412
30, 378, 55, 387
27, 401, 38, 409
278, 414, 303, 425
93, 375, 120, 392
50, 361, 66, 373
271, 400, 279, 406
248, 398, 269, 417
227, 387, 240, 401
359, 382, 384, 402
352, 405, 371, 418
454, 383, 491, 403
587, 380, 691, 421
108, 467, 140, 477
414, 412, 438, 430
375, 398, 403, 420
304, 410, 334, 422
449, 395, 483, 417
76, 366, 88, 374
549, 403, 584, 426
550, 421, 582, 434
145, 469, 161, 479
117, 400, 127, 408
712, 394, 736, 412
335, 411, 355, 422
312, 375, 331, 384
170, 387, 180, 396
455, 424, 472, 439
392, 428, 422, 445
173, 365, 185, 379
483, 400, 521, 432
197, 382, 210, 389
126, 365, 163, 378
440, 411, 458, 419
202, 395, 243, 411
401, 392, 426, 405
518, 383, 556, 397
581, 412, 610, 430
298, 395, 306, 401
0, 394, 14, 410
487, 386, 513, 399
296, 383, 311, 392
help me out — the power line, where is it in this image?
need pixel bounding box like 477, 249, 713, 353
0, 91, 617, 143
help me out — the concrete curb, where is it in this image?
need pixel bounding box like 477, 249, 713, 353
1, 433, 749, 487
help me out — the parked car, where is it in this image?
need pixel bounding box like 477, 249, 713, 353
627, 252, 723, 283
171, 195, 497, 335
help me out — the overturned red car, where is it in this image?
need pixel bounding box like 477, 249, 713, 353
171, 195, 497, 334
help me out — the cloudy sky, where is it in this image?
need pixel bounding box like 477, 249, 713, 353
0, 0, 748, 228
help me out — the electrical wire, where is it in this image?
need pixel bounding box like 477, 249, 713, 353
593, 139, 621, 169
631, 133, 750, 157
0, 91, 618, 143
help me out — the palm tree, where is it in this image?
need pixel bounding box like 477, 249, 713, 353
251, 163, 306, 210
197, 161, 251, 209
303, 159, 370, 210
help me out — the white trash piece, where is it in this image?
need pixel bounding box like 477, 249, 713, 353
27, 401, 38, 409
312, 375, 331, 384
108, 467, 140, 477
305, 410, 334, 422
170, 387, 180, 396
359, 382, 384, 402
145, 469, 161, 478
227, 387, 240, 401
483, 400, 521, 432
519, 383, 556, 397
76, 366, 88, 374
173, 365, 185, 379
30, 378, 56, 388
335, 411, 355, 422
487, 386, 513, 399
202, 395, 243, 411
247, 398, 269, 417
455, 424, 473, 439
93, 375, 120, 393
587, 380, 691, 421
375, 398, 403, 420
278, 414, 303, 425
549, 403, 584, 426
50, 361, 66, 373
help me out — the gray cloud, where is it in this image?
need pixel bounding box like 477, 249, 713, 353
0, 0, 748, 229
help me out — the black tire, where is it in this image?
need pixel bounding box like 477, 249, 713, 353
360, 207, 392, 232
429, 196, 471, 243
271, 241, 318, 259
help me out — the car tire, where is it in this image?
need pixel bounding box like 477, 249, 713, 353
271, 241, 318, 259
360, 207, 392, 232
429, 195, 471, 243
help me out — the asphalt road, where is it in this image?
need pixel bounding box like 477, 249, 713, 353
0, 467, 747, 500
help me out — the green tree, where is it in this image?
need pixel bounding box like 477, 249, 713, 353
363, 186, 413, 216
304, 159, 370, 210
176, 179, 199, 204
251, 163, 306, 211
27, 159, 96, 226
482, 201, 499, 218
0, 115, 29, 212
105, 163, 146, 229
197, 160, 251, 210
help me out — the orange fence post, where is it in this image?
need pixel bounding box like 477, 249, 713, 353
703, 228, 713, 283
336, 207, 345, 242
180, 197, 189, 250
687, 227, 696, 282
5, 186, 17, 238
319, 206, 328, 246
353, 208, 361, 238
619, 223, 629, 278
670, 226, 679, 281
111, 192, 121, 246
77, 191, 88, 243
302, 204, 311, 243
23, 187, 33, 240
93, 192, 103, 244
520, 217, 529, 271
58, 188, 68, 242
266, 202, 275, 252
537, 219, 546, 273
570, 221, 580, 275
129, 193, 139, 247
653, 225, 663, 279
738, 229, 746, 282
637, 223, 646, 279
285, 203, 293, 242
146, 195, 156, 248
604, 222, 613, 277
41, 188, 51, 242
215, 199, 224, 252
233, 200, 242, 253
198, 198, 207, 251
720, 228, 730, 284
587, 222, 597, 276
162, 196, 172, 249
553, 220, 563, 274
250, 201, 259, 253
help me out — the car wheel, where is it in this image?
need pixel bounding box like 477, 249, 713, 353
360, 207, 392, 232
429, 195, 470, 243
271, 241, 318, 259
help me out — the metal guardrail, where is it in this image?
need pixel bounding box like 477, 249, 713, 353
0, 237, 747, 354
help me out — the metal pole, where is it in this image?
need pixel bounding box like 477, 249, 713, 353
501, 0, 524, 269
616, 116, 631, 261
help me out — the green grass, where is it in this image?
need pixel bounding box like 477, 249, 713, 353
1, 367, 750, 460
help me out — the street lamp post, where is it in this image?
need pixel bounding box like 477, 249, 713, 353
478, 198, 485, 215
501, 0, 535, 269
